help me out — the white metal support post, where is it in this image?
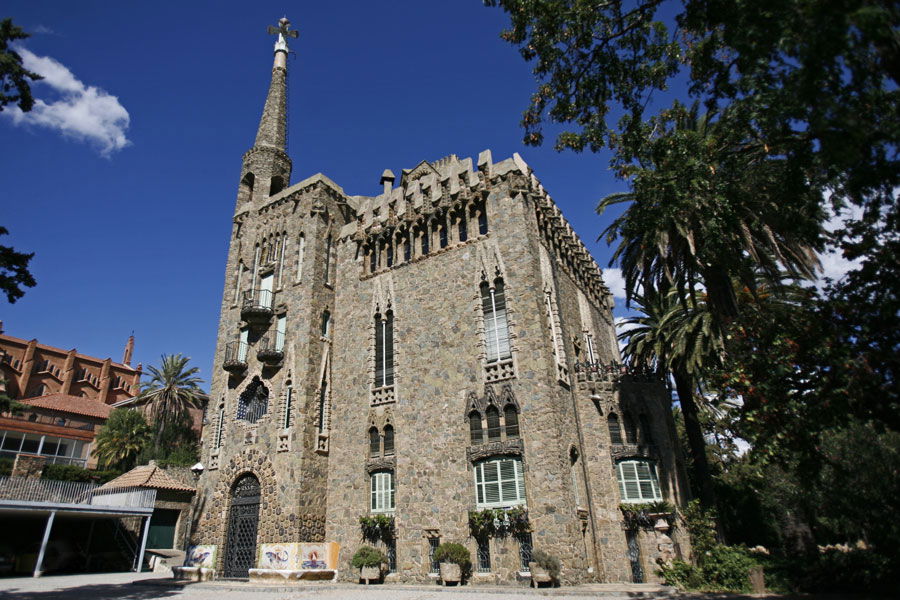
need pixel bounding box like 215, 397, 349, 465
135, 514, 152, 572
34, 510, 56, 577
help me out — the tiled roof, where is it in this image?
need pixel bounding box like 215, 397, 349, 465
100, 463, 196, 493
23, 393, 113, 419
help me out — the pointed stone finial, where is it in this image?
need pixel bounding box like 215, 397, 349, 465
267, 16, 299, 68
380, 169, 395, 196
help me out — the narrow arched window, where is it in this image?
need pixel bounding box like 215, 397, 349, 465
269, 175, 284, 196
486, 405, 502, 442
386, 240, 394, 267
439, 223, 448, 248
639, 414, 654, 445
478, 209, 488, 235
624, 413, 638, 444
321, 310, 331, 338
369, 427, 380, 457
369, 244, 378, 272
324, 234, 333, 283
469, 411, 483, 445
296, 233, 305, 282
608, 413, 623, 444
383, 425, 394, 455
481, 279, 511, 363
421, 227, 430, 255
403, 236, 411, 262
374, 311, 394, 388
458, 212, 468, 242
504, 405, 519, 439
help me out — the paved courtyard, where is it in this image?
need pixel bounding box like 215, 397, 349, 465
0, 571, 861, 600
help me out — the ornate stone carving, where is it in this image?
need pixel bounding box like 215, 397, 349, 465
466, 438, 524, 463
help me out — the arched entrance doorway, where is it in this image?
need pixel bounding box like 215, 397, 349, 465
223, 473, 261, 578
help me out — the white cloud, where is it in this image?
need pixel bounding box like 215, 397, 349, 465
3, 47, 130, 156
603, 268, 627, 299
32, 25, 55, 35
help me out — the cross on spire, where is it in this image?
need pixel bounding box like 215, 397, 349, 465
267, 16, 298, 54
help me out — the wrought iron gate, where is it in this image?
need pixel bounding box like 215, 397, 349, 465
223, 474, 261, 578
626, 530, 644, 583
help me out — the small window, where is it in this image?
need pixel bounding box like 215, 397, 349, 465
476, 537, 491, 573
386, 241, 394, 267
370, 247, 377, 272
369, 427, 380, 458
383, 425, 394, 455
608, 413, 623, 444
374, 311, 394, 388
283, 385, 293, 429
518, 533, 533, 572
458, 214, 468, 242
439, 224, 448, 248
478, 210, 488, 235
474, 456, 526, 508
428, 537, 440, 574
324, 234, 333, 283
321, 310, 331, 338
421, 229, 430, 255
371, 471, 395, 513
504, 405, 519, 439
469, 411, 483, 445
403, 238, 411, 262
617, 460, 663, 502
486, 405, 502, 442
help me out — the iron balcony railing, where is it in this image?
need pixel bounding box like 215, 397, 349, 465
573, 360, 661, 382
0, 476, 156, 509
256, 334, 285, 364
241, 289, 275, 311
223, 341, 249, 372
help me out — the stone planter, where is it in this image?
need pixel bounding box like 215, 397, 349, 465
360, 565, 382, 584
439, 562, 462, 585
529, 562, 553, 587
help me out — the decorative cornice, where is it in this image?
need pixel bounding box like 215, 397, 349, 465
365, 456, 396, 474
466, 438, 524, 463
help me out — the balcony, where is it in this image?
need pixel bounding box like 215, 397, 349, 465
256, 334, 284, 366
573, 360, 662, 384
241, 289, 275, 325
223, 341, 249, 374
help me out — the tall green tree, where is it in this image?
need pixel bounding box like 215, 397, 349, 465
0, 226, 36, 304
0, 18, 42, 113
94, 409, 151, 471
137, 354, 205, 444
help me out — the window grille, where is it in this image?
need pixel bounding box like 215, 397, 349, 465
476, 537, 491, 573
481, 280, 511, 363
374, 312, 394, 387
236, 380, 268, 424
608, 413, 623, 444
469, 411, 483, 444
474, 457, 526, 508
283, 385, 293, 429
485, 406, 502, 442
617, 460, 663, 502
518, 533, 533, 572
386, 539, 397, 573
369, 427, 380, 457
370, 471, 395, 513
215, 405, 225, 447
504, 405, 519, 439
428, 537, 440, 574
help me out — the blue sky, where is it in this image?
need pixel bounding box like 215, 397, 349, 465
2, 2, 656, 388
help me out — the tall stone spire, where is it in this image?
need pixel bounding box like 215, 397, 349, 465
254, 17, 297, 150
236, 17, 298, 209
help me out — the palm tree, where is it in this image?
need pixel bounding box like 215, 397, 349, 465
137, 354, 205, 443
598, 102, 824, 325
94, 409, 152, 471
618, 286, 721, 508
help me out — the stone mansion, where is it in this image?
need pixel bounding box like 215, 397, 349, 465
191, 17, 690, 584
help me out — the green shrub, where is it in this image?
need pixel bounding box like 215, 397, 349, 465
350, 546, 386, 569
659, 544, 756, 592
530, 549, 561, 579
659, 559, 705, 589
42, 464, 122, 483
433, 542, 471, 567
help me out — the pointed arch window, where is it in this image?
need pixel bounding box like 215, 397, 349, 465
369, 427, 381, 458
478, 209, 488, 235
608, 413, 623, 444
283, 382, 293, 428
383, 425, 394, 456
214, 403, 225, 448
469, 411, 483, 445
485, 405, 502, 442
374, 311, 394, 388
421, 227, 430, 255
503, 405, 519, 439
457, 212, 468, 242
481, 279, 511, 363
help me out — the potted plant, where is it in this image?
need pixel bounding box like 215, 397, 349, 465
433, 542, 470, 586
351, 546, 387, 584
528, 549, 560, 587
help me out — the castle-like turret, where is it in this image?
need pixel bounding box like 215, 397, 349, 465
235, 17, 297, 209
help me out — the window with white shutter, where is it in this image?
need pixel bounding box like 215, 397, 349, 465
374, 311, 394, 387
481, 280, 511, 363
616, 460, 663, 502
370, 471, 395, 513
474, 457, 526, 508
